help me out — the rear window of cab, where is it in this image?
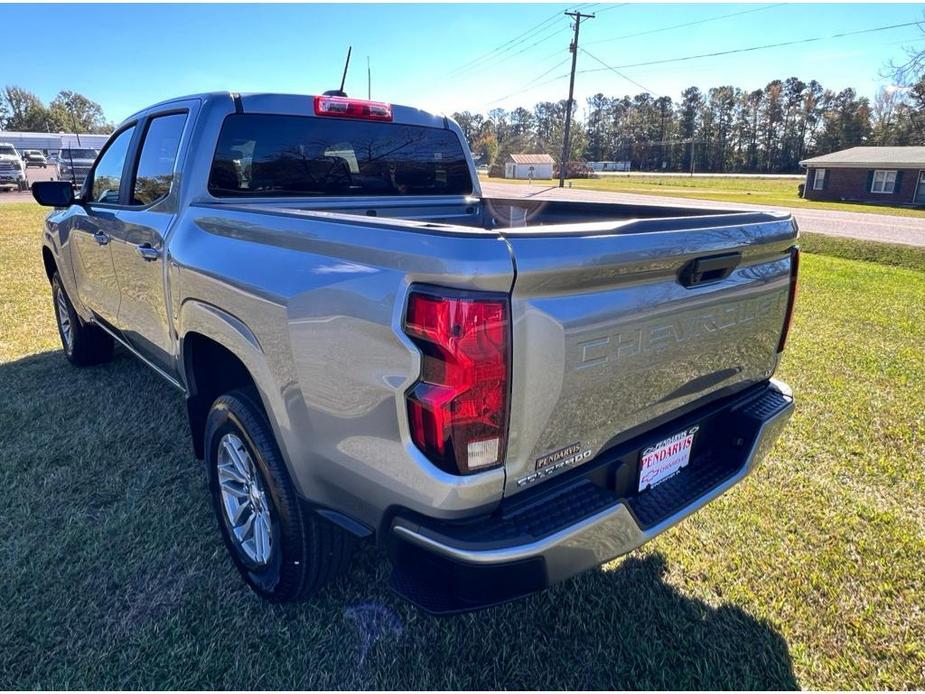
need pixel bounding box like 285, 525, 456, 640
208, 114, 473, 197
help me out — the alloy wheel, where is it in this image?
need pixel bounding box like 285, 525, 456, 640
55, 288, 73, 353
217, 432, 273, 566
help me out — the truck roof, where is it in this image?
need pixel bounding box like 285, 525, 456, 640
120, 91, 450, 131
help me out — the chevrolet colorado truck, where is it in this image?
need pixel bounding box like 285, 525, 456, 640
33, 92, 797, 613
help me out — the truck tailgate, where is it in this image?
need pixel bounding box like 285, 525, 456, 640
501, 213, 797, 496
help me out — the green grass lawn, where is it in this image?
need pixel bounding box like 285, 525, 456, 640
1, 203, 923, 688
481, 174, 925, 218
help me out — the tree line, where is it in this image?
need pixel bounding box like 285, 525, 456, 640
0, 85, 113, 135
4, 70, 924, 176
452, 74, 925, 174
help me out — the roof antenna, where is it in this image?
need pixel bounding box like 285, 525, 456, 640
65, 103, 81, 188
323, 46, 352, 97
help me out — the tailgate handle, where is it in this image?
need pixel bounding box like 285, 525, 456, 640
679, 252, 742, 287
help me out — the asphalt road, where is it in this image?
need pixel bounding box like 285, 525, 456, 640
481, 180, 925, 248
596, 171, 803, 179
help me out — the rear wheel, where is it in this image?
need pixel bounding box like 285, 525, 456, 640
205, 390, 354, 602
51, 272, 113, 366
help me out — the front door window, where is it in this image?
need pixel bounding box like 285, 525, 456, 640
89, 126, 136, 203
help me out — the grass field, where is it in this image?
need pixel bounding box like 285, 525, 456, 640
1, 203, 923, 689
481, 174, 925, 218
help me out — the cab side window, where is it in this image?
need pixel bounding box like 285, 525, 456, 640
133, 113, 187, 206
90, 126, 135, 204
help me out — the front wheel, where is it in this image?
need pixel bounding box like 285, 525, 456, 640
205, 390, 354, 602
51, 272, 114, 366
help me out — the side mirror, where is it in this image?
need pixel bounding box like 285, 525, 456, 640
32, 180, 76, 208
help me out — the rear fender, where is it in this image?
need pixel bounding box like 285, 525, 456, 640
177, 300, 291, 464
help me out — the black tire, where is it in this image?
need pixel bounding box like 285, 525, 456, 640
205, 390, 354, 602
51, 272, 114, 366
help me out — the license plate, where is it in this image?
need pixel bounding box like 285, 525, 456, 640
638, 426, 699, 492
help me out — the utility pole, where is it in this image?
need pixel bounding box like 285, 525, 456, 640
558, 10, 594, 188
367, 56, 371, 100
689, 138, 695, 176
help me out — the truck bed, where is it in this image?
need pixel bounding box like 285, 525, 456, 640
227, 195, 787, 234
199, 194, 797, 499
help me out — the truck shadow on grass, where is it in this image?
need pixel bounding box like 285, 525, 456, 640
337, 546, 800, 690
0, 348, 798, 690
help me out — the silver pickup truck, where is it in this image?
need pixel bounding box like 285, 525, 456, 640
32, 92, 797, 613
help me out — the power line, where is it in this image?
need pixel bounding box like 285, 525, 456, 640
445, 9, 564, 77
536, 3, 775, 65
579, 47, 660, 97
593, 3, 629, 16
580, 20, 924, 73
445, 5, 607, 79
487, 57, 573, 105
586, 4, 784, 45
484, 17, 925, 109
449, 10, 562, 72
480, 19, 573, 69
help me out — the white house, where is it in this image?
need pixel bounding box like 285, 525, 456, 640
504, 153, 555, 180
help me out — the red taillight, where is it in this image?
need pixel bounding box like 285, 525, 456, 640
404, 288, 510, 475
777, 246, 800, 353
313, 95, 393, 121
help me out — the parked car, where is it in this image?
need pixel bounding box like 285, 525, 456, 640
32, 92, 798, 613
56, 147, 99, 188
22, 150, 48, 168
0, 142, 28, 191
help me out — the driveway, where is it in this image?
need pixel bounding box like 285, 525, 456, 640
481, 181, 925, 247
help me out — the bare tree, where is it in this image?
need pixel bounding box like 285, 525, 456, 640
884, 14, 925, 87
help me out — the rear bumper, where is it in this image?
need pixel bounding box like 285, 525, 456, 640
388, 378, 794, 613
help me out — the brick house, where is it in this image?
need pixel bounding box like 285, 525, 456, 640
800, 147, 925, 206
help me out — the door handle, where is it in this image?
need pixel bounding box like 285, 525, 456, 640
135, 243, 160, 261
93, 231, 110, 246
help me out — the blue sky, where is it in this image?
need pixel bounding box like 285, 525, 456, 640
3, 3, 924, 123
